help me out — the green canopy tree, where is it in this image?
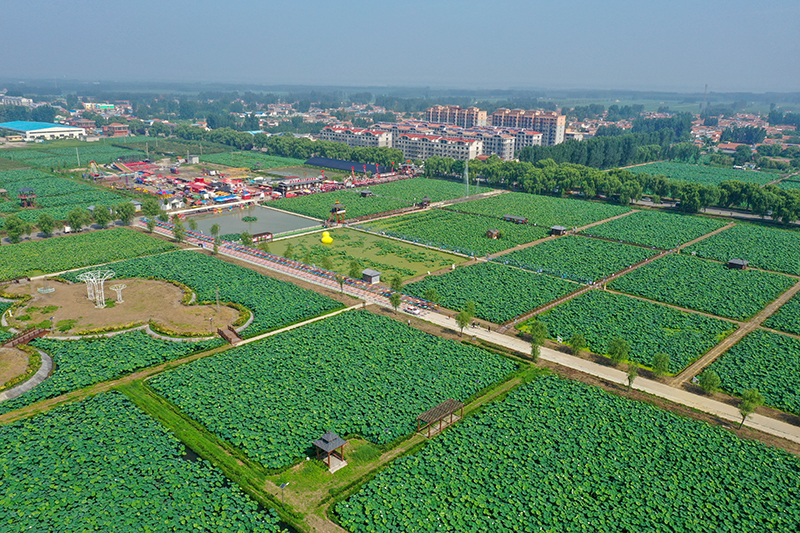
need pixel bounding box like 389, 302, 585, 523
66, 208, 92, 232
389, 292, 401, 313
698, 370, 721, 395
93, 206, 112, 228
4, 215, 34, 243
652, 353, 670, 377
114, 202, 136, 226
608, 338, 629, 366
569, 333, 586, 356
528, 320, 548, 362
37, 212, 56, 237
739, 389, 764, 429
455, 310, 471, 336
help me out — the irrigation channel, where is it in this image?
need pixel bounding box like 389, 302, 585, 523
137, 218, 434, 310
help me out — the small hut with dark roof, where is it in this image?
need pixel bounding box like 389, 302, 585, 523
313, 431, 347, 472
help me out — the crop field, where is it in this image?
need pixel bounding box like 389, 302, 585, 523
610, 254, 794, 320
111, 136, 232, 155
337, 376, 800, 533
523, 290, 735, 372
362, 209, 549, 257
580, 209, 728, 249
709, 330, 800, 415
684, 223, 800, 276
451, 192, 631, 227
0, 168, 129, 223
200, 151, 304, 169
0, 331, 222, 415
0, 228, 177, 280
496, 235, 659, 284
356, 177, 485, 203
267, 228, 464, 280
405, 262, 578, 323
1, 145, 140, 168
61, 251, 342, 337
776, 179, 800, 191
270, 190, 409, 220
763, 292, 800, 335
627, 162, 777, 186
0, 156, 29, 170
0, 392, 280, 532
150, 311, 516, 469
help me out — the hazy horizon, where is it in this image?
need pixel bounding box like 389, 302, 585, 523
4, 0, 799, 93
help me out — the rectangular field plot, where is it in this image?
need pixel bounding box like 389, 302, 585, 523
580, 209, 727, 249
405, 262, 578, 323
684, 223, 800, 276
268, 228, 465, 280
496, 235, 659, 284
2, 145, 141, 168
270, 191, 409, 220
149, 311, 516, 469
61, 250, 342, 337
0, 227, 177, 280
709, 330, 800, 415
356, 177, 485, 203
0, 392, 280, 532
0, 331, 222, 415
764, 292, 800, 335
627, 162, 778, 186
452, 192, 631, 227
337, 376, 800, 532
610, 254, 795, 320
524, 290, 735, 373
362, 209, 548, 257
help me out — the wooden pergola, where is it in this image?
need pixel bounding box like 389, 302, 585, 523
417, 398, 464, 437
312, 431, 347, 467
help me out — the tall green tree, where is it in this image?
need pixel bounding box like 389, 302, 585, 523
188, 219, 198, 232
114, 202, 136, 226
455, 310, 471, 336
698, 370, 721, 395
4, 215, 33, 243
37, 213, 56, 237
146, 218, 156, 233
93, 206, 112, 228
210, 223, 220, 238
739, 389, 764, 429
627, 364, 639, 391
67, 208, 92, 232
569, 333, 586, 356
608, 338, 629, 366
390, 275, 403, 292
389, 292, 401, 313
240, 231, 253, 247
528, 320, 548, 362
652, 353, 670, 377
173, 221, 186, 243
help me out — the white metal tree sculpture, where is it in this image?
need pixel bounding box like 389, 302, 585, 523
109, 284, 127, 303
77, 270, 115, 308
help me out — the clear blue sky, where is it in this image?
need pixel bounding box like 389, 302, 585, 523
4, 0, 799, 92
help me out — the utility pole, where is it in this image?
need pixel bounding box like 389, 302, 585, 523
76, 147, 80, 167
216, 285, 220, 312
463, 159, 469, 198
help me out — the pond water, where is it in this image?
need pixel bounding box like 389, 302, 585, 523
189, 205, 320, 236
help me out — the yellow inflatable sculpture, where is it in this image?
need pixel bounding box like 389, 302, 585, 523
321, 231, 333, 244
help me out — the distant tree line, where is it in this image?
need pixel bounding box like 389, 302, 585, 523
721, 126, 766, 145
768, 110, 800, 128
424, 157, 800, 222
0, 105, 57, 124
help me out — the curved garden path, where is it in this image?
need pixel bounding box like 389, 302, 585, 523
0, 349, 53, 402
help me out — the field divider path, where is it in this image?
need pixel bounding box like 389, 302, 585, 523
417, 308, 800, 445
490, 209, 640, 260
604, 289, 743, 325
676, 220, 736, 251
670, 278, 800, 387
497, 248, 676, 332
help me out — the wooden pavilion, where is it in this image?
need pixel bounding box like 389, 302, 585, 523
18, 187, 36, 208
330, 201, 346, 224
417, 399, 464, 437
313, 431, 347, 471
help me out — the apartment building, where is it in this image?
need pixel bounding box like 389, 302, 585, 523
393, 133, 483, 161
425, 105, 488, 128
319, 126, 392, 148
491, 109, 566, 145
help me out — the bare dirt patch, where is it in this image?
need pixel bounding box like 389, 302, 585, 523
0, 348, 29, 386
4, 279, 239, 335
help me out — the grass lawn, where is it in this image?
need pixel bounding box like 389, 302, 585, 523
267, 228, 465, 280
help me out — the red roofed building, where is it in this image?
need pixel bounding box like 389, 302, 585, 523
103, 123, 129, 137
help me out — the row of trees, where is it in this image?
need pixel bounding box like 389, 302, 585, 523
721, 126, 767, 145
0, 104, 57, 124
425, 156, 800, 222
3, 200, 146, 243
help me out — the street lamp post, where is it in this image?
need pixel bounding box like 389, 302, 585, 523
280, 482, 290, 509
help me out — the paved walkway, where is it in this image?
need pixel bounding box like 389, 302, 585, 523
0, 349, 53, 402
417, 308, 800, 445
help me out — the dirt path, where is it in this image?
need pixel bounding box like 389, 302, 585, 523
670, 279, 800, 386
605, 289, 743, 325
